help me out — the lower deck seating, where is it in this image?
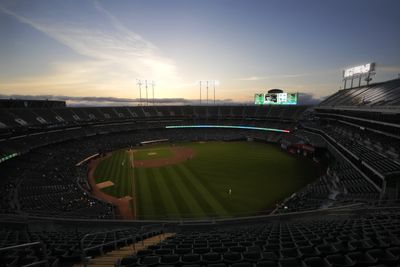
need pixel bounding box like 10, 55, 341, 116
1, 208, 399, 267
0, 224, 159, 267
117, 208, 400, 267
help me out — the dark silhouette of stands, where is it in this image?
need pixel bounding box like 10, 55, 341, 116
0, 87, 399, 267
318, 78, 400, 109
0, 105, 307, 132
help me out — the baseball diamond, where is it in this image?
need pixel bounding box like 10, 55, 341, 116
93, 141, 323, 219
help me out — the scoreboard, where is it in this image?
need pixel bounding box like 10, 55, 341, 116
254, 92, 298, 105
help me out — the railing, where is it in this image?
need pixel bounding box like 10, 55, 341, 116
79, 224, 166, 266
0, 242, 49, 267
302, 125, 384, 190
80, 228, 143, 267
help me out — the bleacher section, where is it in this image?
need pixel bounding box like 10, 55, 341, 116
1, 88, 400, 267
117, 208, 400, 267
1, 208, 400, 267
308, 78, 400, 203
278, 160, 381, 213
0, 222, 160, 267
318, 78, 400, 109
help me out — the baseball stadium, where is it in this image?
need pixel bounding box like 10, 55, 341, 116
1, 1, 400, 267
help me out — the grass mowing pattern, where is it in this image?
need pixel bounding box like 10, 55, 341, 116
94, 141, 322, 220
94, 150, 134, 198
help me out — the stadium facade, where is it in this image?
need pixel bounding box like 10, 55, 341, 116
0, 78, 400, 266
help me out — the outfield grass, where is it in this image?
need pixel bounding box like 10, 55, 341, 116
94, 141, 323, 220
94, 150, 134, 198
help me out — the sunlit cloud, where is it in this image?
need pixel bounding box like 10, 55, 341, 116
1, 1, 397, 103
0, 93, 236, 106
379, 65, 400, 73
0, 1, 184, 98
237, 73, 310, 81
237, 76, 269, 81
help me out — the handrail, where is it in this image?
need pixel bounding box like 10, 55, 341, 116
302, 126, 383, 191
80, 228, 135, 267
0, 241, 49, 267
0, 241, 42, 252
79, 224, 166, 266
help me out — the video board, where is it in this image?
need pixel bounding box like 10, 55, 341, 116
254, 92, 298, 105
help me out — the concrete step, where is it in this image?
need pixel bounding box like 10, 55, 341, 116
73, 233, 175, 267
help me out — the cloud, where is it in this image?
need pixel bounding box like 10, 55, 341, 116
379, 65, 400, 73
237, 76, 269, 81
0, 92, 325, 106
237, 73, 309, 81
0, 0, 183, 97
297, 92, 325, 105
0, 94, 236, 106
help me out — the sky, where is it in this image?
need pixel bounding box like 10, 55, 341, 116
0, 0, 400, 105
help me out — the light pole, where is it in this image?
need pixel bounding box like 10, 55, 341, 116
151, 81, 155, 105
136, 79, 142, 106
198, 80, 219, 105
145, 80, 148, 106
206, 81, 209, 105
199, 81, 202, 105
213, 80, 216, 105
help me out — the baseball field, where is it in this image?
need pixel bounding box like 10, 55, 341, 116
93, 141, 322, 220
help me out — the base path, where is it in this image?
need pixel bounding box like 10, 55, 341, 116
87, 146, 195, 220
87, 156, 134, 220
96, 180, 114, 189
131, 146, 195, 168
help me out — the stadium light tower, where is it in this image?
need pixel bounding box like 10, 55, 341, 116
206, 81, 209, 105
213, 81, 216, 104
198, 80, 218, 105
136, 79, 143, 106
151, 81, 155, 106
199, 81, 202, 105
145, 80, 149, 106
213, 80, 219, 105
